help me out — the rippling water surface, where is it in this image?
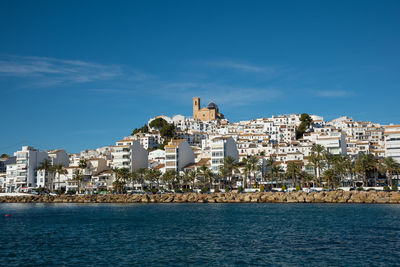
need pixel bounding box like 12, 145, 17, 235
1, 203, 400, 266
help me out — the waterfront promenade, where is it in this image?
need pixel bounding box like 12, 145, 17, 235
2, 191, 400, 204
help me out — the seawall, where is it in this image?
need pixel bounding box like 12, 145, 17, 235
1, 191, 400, 204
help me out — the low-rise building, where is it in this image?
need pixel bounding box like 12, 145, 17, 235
6, 146, 49, 192
210, 136, 239, 172
384, 125, 400, 163
111, 138, 148, 171
164, 139, 195, 172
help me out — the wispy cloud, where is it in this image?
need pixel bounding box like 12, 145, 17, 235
151, 81, 284, 107
203, 60, 278, 74
1, 55, 287, 108
314, 90, 354, 97
0, 55, 126, 87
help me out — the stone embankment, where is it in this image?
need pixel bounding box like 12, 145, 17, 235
1, 191, 400, 204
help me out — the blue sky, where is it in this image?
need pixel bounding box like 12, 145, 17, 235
1, 0, 400, 154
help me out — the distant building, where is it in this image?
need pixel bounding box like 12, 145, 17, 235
210, 136, 239, 172
193, 97, 224, 121
164, 139, 195, 172
315, 132, 347, 155
384, 125, 400, 163
111, 138, 148, 171
0, 156, 16, 173
48, 149, 69, 167
6, 146, 48, 192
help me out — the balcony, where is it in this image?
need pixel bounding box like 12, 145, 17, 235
16, 164, 27, 170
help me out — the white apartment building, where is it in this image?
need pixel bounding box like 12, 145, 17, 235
112, 138, 148, 171
210, 136, 239, 172
384, 125, 400, 163
0, 156, 16, 173
36, 149, 69, 189
48, 149, 69, 166
164, 139, 195, 172
149, 149, 166, 165
315, 132, 347, 155
6, 146, 48, 192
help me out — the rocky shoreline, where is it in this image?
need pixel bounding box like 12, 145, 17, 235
1, 191, 400, 204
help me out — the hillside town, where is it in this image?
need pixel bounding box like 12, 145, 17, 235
1, 97, 400, 194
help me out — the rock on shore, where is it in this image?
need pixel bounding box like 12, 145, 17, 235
1, 191, 400, 204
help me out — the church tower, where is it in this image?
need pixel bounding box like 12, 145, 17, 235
193, 97, 200, 119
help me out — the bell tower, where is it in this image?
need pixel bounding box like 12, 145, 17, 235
193, 97, 200, 119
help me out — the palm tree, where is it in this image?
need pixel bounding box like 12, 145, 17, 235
224, 156, 235, 187
323, 168, 336, 189
270, 164, 284, 188
218, 164, 227, 189
354, 154, 377, 187
265, 156, 276, 186
162, 170, 176, 190
54, 163, 67, 193
129, 171, 139, 189
330, 155, 347, 184
111, 167, 127, 193
286, 162, 302, 187
247, 156, 260, 188
37, 159, 54, 191
188, 170, 197, 190
309, 144, 326, 185
312, 144, 325, 157
112, 179, 125, 193
379, 157, 400, 187
153, 169, 162, 189
198, 165, 213, 190
343, 156, 355, 186
78, 159, 88, 173
73, 169, 84, 193
118, 168, 131, 184
243, 161, 252, 189
137, 168, 146, 182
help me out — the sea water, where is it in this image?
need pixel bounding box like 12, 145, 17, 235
1, 203, 400, 266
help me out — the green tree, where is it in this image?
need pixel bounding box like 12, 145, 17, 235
131, 124, 149, 135
0, 154, 10, 158
296, 113, 313, 139
149, 118, 168, 129
160, 124, 175, 139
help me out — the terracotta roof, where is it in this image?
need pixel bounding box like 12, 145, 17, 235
385, 125, 400, 128
165, 139, 186, 148
154, 164, 165, 170
197, 158, 211, 166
